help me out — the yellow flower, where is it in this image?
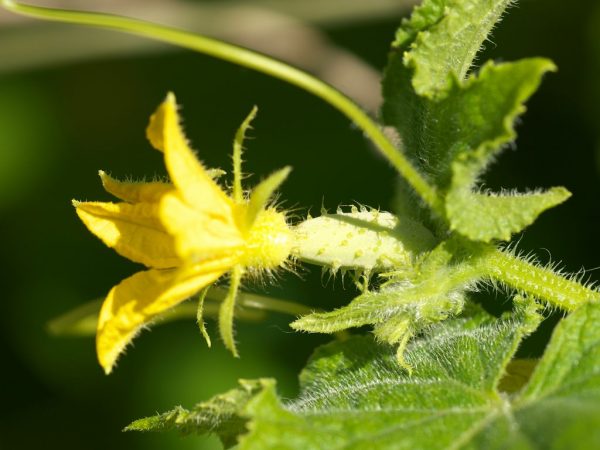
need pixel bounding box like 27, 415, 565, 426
74, 93, 292, 374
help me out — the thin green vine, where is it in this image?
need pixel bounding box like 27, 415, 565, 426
0, 0, 442, 214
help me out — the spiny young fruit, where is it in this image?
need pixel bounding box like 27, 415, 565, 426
292, 206, 437, 274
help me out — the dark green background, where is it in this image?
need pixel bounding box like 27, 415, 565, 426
1, 0, 599, 448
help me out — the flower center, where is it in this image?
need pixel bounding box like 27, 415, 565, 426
243, 208, 292, 270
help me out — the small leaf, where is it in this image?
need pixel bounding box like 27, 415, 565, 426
388, 57, 562, 242
444, 59, 557, 187
383, 0, 555, 199
382, 0, 515, 176
389, 0, 514, 97
126, 378, 274, 449
291, 261, 472, 360
446, 186, 571, 242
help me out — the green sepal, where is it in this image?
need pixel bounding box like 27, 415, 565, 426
232, 106, 258, 203
219, 265, 243, 357
245, 166, 291, 228
196, 287, 211, 348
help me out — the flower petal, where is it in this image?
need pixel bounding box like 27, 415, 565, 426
99, 170, 173, 203
146, 93, 232, 217
160, 191, 244, 261
74, 200, 179, 269
97, 265, 227, 373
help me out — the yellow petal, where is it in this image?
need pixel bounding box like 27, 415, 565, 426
74, 200, 179, 269
97, 265, 226, 374
99, 170, 173, 203
160, 191, 244, 261
146, 93, 232, 217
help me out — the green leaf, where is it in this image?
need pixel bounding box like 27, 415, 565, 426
435, 59, 569, 244
239, 303, 600, 449
126, 303, 600, 448
125, 378, 274, 449
386, 57, 556, 189
382, 0, 556, 203
386, 36, 561, 243
392, 0, 514, 96
443, 59, 556, 185
446, 186, 571, 242
509, 302, 600, 449
382, 0, 515, 177
240, 312, 529, 449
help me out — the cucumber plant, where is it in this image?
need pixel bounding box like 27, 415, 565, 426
3, 0, 599, 448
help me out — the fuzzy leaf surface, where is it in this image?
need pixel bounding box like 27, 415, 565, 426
386, 48, 555, 188
507, 302, 600, 449
391, 0, 514, 96
239, 303, 600, 449
382, 0, 514, 177
242, 314, 525, 449
442, 60, 555, 184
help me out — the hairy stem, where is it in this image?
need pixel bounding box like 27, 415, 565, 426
1, 0, 442, 214
484, 249, 600, 311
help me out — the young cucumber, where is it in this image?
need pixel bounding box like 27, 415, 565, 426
292, 207, 437, 272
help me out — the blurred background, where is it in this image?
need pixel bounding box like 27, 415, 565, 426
1, 0, 599, 448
